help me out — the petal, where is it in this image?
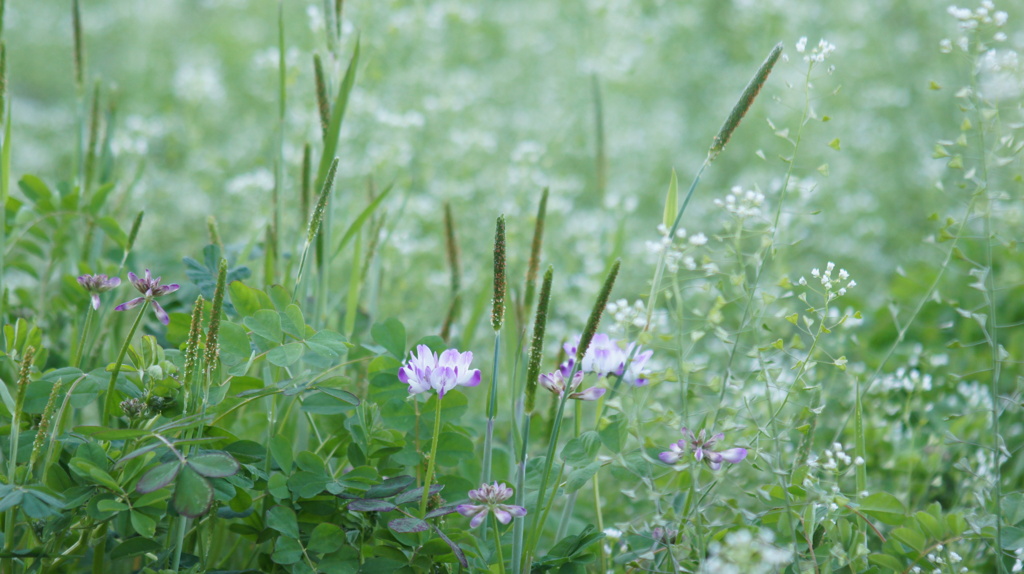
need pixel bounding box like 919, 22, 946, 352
505, 504, 527, 518
708, 459, 723, 471
693, 448, 704, 462
127, 271, 142, 289
493, 508, 512, 524
91, 293, 101, 310
456, 504, 482, 517
151, 301, 170, 325
659, 451, 681, 465
571, 387, 605, 401
114, 297, 146, 311
680, 427, 695, 441
469, 509, 487, 528
720, 448, 748, 464
460, 368, 481, 387
156, 283, 181, 296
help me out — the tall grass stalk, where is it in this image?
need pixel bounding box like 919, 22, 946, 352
524, 260, 618, 571
3, 347, 33, 573
294, 157, 339, 302
483, 216, 506, 486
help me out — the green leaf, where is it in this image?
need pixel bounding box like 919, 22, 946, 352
857, 492, 905, 525
96, 217, 129, 249
436, 432, 474, 466
18, 175, 55, 212
71, 458, 122, 491
281, 304, 306, 338
565, 462, 601, 492
394, 484, 443, 506
348, 499, 397, 512
868, 553, 905, 571
366, 476, 416, 499
229, 281, 274, 318
332, 181, 396, 259
219, 321, 252, 366
269, 435, 293, 473
74, 425, 151, 441
131, 510, 157, 538
371, 318, 406, 359
1001, 525, 1024, 550
891, 527, 926, 552
287, 471, 328, 498
266, 505, 300, 539
173, 465, 214, 518
271, 537, 303, 565
111, 537, 163, 560
268, 342, 304, 366
306, 330, 348, 358
245, 309, 283, 343
662, 169, 678, 229
560, 431, 602, 467
598, 414, 627, 453
135, 461, 182, 493
187, 452, 240, 478
388, 517, 428, 533
308, 523, 345, 554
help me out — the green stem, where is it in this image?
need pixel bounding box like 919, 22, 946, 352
102, 303, 148, 426
419, 395, 444, 517
491, 514, 507, 574
70, 305, 95, 369
511, 414, 529, 574
482, 331, 501, 484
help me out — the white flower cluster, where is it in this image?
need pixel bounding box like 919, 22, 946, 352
795, 37, 836, 63
606, 299, 648, 332
714, 185, 765, 219
947, 1, 1008, 30
699, 529, 793, 574
808, 442, 863, 474
941, 1, 1009, 53
1012, 547, 1024, 573
874, 367, 934, 393
797, 262, 856, 300
645, 224, 705, 274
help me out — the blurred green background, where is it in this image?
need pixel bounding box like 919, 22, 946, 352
6, 0, 1021, 336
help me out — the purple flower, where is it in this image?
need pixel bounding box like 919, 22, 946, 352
538, 364, 605, 401
456, 482, 527, 528
561, 333, 653, 385
114, 270, 180, 325
659, 427, 748, 471
77, 274, 121, 310
398, 344, 481, 398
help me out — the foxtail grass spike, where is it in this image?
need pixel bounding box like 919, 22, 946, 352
29, 378, 62, 475
207, 215, 224, 255
313, 54, 331, 142
182, 296, 205, 410
524, 188, 548, 312
83, 82, 101, 193
709, 42, 783, 161
204, 259, 228, 372
525, 266, 553, 414
300, 143, 312, 224
308, 157, 339, 244
491, 215, 507, 332
335, 0, 344, 40
441, 202, 461, 341
576, 260, 620, 363
0, 0, 6, 42
72, 0, 84, 91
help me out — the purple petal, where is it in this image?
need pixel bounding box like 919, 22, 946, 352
680, 427, 695, 441
151, 300, 170, 325
505, 504, 527, 518
156, 283, 181, 296
115, 297, 146, 311
493, 508, 512, 524
659, 451, 681, 465
572, 387, 605, 401
693, 447, 705, 462
456, 504, 482, 517
708, 460, 723, 471
720, 447, 748, 464
469, 509, 487, 528
90, 293, 101, 310
462, 369, 481, 387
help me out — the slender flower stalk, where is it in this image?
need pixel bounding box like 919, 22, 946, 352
72, 274, 120, 368
398, 345, 480, 516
